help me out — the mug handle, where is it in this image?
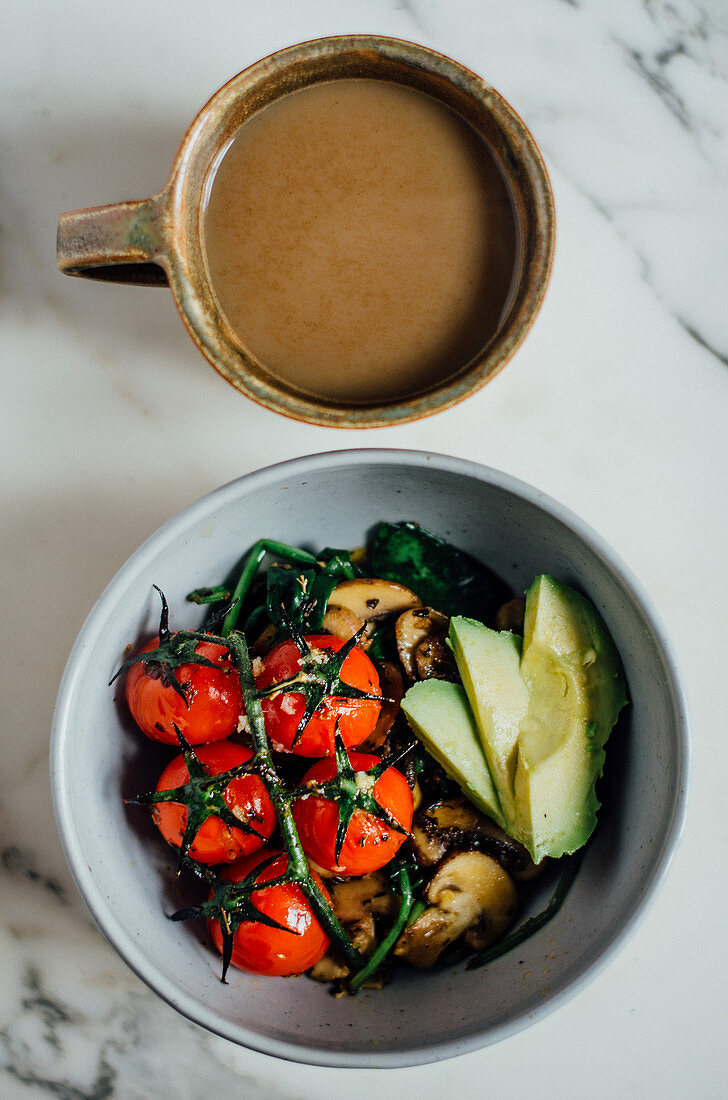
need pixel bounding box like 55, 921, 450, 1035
57, 196, 168, 286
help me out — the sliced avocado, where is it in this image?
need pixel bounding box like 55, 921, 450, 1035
447, 617, 529, 834
401, 679, 505, 828
515, 575, 628, 862
446, 582, 627, 863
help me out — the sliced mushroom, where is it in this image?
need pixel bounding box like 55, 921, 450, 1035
395, 607, 449, 679
307, 916, 379, 983
359, 660, 404, 751
409, 822, 449, 867
394, 851, 517, 968
413, 636, 458, 681
417, 797, 540, 881
328, 870, 397, 924
496, 597, 526, 633
422, 798, 483, 834
309, 872, 397, 983
308, 952, 349, 983
327, 578, 421, 649
321, 604, 366, 643
470, 816, 543, 883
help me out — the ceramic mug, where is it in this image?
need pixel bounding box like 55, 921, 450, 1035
57, 36, 555, 428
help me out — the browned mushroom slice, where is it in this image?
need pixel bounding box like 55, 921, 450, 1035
395, 606, 448, 679
495, 597, 526, 633
321, 605, 366, 643
473, 816, 543, 882
409, 798, 482, 869
359, 661, 405, 751
308, 915, 380, 983
409, 822, 449, 867
394, 851, 517, 968
328, 871, 397, 924
419, 797, 484, 837
308, 952, 350, 983
308, 872, 397, 983
417, 797, 540, 881
413, 636, 458, 681
328, 578, 422, 649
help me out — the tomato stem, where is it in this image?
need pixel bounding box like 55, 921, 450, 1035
221, 540, 319, 637
225, 629, 364, 970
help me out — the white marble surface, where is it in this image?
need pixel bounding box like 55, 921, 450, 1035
2, 0, 727, 1095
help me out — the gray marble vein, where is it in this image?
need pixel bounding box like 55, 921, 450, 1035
398, 0, 728, 365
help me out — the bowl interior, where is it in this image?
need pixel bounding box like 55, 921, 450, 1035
52, 452, 687, 1066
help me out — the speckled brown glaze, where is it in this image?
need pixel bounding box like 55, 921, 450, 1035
57, 36, 555, 427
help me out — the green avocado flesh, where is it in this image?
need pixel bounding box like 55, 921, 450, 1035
515, 575, 628, 862
406, 576, 627, 864
401, 679, 505, 828
447, 618, 528, 832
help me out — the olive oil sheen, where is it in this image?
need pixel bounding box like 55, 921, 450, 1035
203, 80, 518, 404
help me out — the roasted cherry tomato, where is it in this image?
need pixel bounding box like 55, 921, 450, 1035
207, 850, 330, 977
292, 751, 413, 875
255, 634, 381, 757
152, 741, 276, 864
125, 636, 243, 744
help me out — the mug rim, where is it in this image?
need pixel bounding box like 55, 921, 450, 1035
159, 36, 556, 428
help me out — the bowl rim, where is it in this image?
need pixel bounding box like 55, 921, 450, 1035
50, 448, 690, 1067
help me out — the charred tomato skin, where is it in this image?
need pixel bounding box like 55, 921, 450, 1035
152, 741, 276, 864
207, 850, 331, 977
255, 634, 382, 757
125, 636, 243, 744
292, 751, 414, 875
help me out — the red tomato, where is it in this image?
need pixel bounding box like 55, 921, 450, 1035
125, 636, 243, 745
152, 741, 276, 864
292, 751, 413, 875
256, 634, 381, 756
208, 850, 330, 977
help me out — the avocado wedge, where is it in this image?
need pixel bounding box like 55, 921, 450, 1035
446, 578, 627, 863
515, 575, 628, 862
447, 617, 528, 834
401, 679, 505, 828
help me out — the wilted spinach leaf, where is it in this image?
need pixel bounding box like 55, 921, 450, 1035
266, 563, 315, 631
317, 547, 363, 580
367, 521, 509, 621
265, 549, 363, 634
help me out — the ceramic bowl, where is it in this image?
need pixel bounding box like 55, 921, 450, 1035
51, 450, 688, 1067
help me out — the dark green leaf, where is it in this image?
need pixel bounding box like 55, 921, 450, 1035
307, 572, 342, 631
265, 564, 316, 630
263, 550, 364, 634
367, 521, 510, 621
317, 548, 363, 580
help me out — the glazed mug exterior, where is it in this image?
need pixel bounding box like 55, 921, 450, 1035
57, 36, 555, 428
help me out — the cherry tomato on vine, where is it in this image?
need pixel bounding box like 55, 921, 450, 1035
151, 741, 276, 864
207, 850, 330, 977
255, 634, 381, 757
292, 751, 413, 875
125, 636, 243, 744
